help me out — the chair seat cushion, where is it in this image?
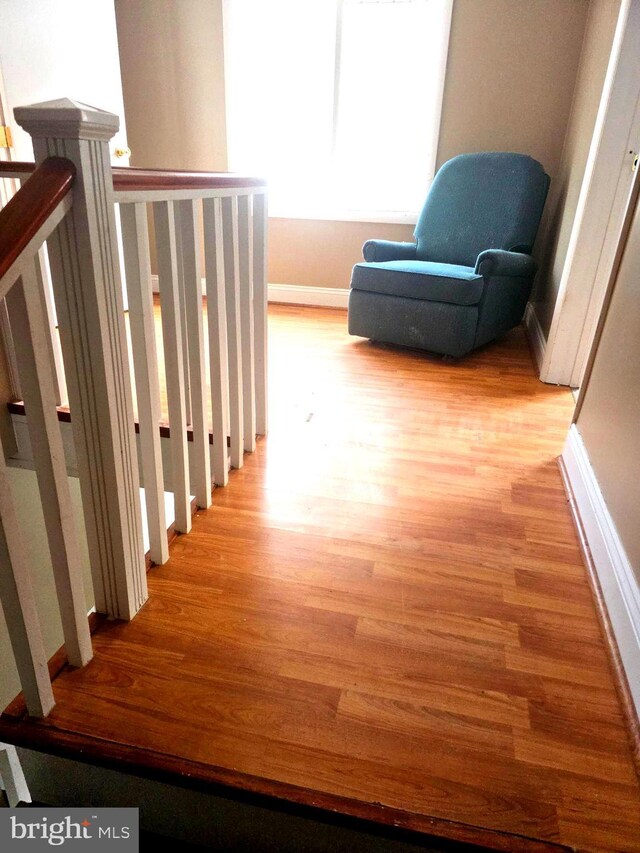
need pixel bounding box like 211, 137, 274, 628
350, 260, 484, 306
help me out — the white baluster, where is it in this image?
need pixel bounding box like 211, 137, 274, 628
154, 200, 191, 533
0, 173, 19, 454
7, 266, 92, 667
121, 202, 169, 565
203, 198, 230, 487
16, 175, 65, 407
15, 98, 147, 621
238, 195, 256, 452
16, 176, 64, 408
221, 196, 244, 468
0, 301, 21, 401
173, 204, 192, 427
252, 192, 268, 436
0, 437, 54, 717
0, 177, 22, 407
34, 246, 67, 407
178, 199, 212, 508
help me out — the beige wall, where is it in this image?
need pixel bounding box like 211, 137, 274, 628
575, 191, 640, 578
273, 0, 589, 290
115, 0, 590, 289
114, 0, 227, 172
437, 0, 588, 174
269, 219, 414, 289
532, 0, 621, 336
115, 0, 228, 272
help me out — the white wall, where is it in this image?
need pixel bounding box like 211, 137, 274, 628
0, 0, 129, 160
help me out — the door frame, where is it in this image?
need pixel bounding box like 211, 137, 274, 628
573, 159, 640, 424
541, 0, 640, 388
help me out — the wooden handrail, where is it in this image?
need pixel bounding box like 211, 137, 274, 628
0, 161, 35, 176
112, 166, 266, 191
0, 157, 75, 283
3, 161, 266, 190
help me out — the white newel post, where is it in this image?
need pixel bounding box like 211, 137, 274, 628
14, 99, 147, 620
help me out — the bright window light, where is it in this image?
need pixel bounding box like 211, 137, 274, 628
225, 0, 452, 221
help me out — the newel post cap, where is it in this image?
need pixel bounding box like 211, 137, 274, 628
14, 98, 119, 141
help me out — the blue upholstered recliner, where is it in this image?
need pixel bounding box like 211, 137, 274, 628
348, 153, 550, 357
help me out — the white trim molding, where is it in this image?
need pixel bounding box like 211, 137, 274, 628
523, 303, 546, 373
151, 276, 349, 310
562, 424, 640, 717
267, 284, 348, 309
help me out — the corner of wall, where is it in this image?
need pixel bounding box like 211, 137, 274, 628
523, 302, 547, 374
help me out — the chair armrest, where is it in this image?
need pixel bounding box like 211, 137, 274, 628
475, 249, 537, 278
363, 240, 417, 262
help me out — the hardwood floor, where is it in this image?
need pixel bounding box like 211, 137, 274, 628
3, 305, 640, 851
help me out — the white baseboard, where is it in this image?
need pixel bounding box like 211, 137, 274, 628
523, 302, 546, 372
562, 424, 640, 717
267, 283, 348, 308
150, 275, 349, 309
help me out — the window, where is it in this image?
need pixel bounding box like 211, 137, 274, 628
225, 0, 452, 222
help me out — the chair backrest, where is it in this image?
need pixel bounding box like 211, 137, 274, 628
414, 152, 550, 267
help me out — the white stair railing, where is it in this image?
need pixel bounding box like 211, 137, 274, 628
113, 168, 268, 563
0, 154, 90, 718
0, 99, 268, 717
14, 100, 148, 624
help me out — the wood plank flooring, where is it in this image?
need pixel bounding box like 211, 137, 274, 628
4, 306, 640, 851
